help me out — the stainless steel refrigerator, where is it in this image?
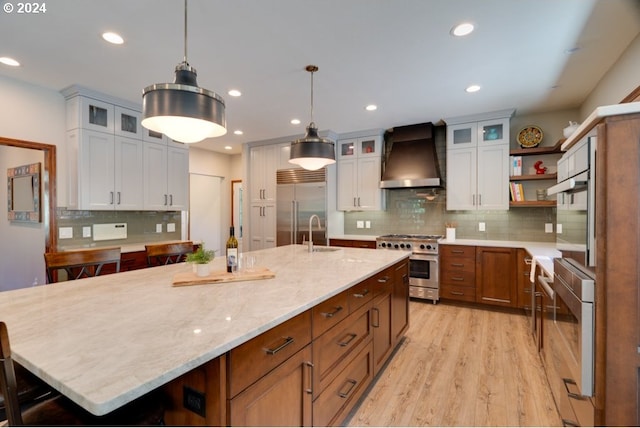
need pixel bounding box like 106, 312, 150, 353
276, 168, 327, 246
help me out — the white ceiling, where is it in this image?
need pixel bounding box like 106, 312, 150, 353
1, 0, 639, 154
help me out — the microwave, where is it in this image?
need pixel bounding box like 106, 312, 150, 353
548, 134, 597, 268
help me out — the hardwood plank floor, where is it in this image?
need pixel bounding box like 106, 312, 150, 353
345, 300, 561, 427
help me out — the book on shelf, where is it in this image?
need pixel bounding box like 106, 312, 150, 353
510, 182, 525, 201
510, 156, 522, 176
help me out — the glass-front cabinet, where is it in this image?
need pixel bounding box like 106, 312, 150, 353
337, 136, 381, 159
446, 118, 509, 150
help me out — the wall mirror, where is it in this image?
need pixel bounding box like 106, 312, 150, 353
7, 162, 41, 223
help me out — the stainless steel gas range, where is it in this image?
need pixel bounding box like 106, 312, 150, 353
376, 234, 442, 303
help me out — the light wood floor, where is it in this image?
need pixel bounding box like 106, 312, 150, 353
346, 300, 562, 427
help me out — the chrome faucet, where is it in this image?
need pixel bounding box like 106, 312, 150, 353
308, 214, 322, 252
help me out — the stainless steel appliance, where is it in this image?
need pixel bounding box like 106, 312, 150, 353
376, 234, 441, 302
542, 258, 595, 427
276, 168, 327, 246
548, 133, 597, 268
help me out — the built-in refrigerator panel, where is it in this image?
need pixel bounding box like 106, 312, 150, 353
276, 169, 327, 247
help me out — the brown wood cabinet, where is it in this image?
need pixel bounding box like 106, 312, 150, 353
440, 244, 477, 302
329, 238, 376, 249
163, 258, 409, 427
515, 248, 533, 310
475, 246, 517, 307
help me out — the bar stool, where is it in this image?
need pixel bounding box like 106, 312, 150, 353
44, 247, 121, 283
145, 241, 193, 267
0, 321, 165, 426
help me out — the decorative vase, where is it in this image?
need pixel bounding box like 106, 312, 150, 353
446, 227, 456, 241
196, 263, 210, 277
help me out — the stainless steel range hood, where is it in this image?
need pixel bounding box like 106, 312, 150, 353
380, 122, 442, 188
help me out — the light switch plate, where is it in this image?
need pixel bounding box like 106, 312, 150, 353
479, 222, 486, 232
365, 221, 371, 229
59, 227, 73, 239
356, 221, 364, 229
556, 224, 563, 234
545, 223, 553, 233
82, 226, 91, 238
167, 223, 176, 232
156, 224, 163, 233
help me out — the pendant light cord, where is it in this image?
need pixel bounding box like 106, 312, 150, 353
309, 69, 314, 124
183, 0, 188, 64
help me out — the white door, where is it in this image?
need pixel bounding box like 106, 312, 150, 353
189, 174, 222, 256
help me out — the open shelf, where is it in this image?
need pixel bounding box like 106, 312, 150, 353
510, 173, 557, 181
510, 139, 565, 156
509, 200, 556, 207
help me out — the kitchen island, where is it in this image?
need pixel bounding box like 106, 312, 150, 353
0, 244, 409, 425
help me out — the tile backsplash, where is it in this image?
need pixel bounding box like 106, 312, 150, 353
344, 187, 556, 242
56, 209, 183, 250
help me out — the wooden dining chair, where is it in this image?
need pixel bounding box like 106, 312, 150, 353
0, 321, 165, 426
44, 247, 121, 283
145, 241, 193, 267
0, 361, 54, 423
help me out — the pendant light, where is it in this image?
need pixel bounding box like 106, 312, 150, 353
289, 65, 336, 171
141, 0, 226, 144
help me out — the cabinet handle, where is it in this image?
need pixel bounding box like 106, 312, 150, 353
451, 249, 464, 254
524, 257, 533, 265
117, 192, 121, 205
164, 194, 168, 206
472, 194, 475, 206
357, 197, 361, 207
305, 361, 314, 394
450, 263, 464, 267
450, 291, 464, 296
562, 378, 587, 400
353, 197, 357, 207
372, 307, 380, 327
478, 194, 482, 206
264, 336, 294, 355
169, 194, 173, 206
353, 289, 369, 298
452, 276, 465, 281
337, 333, 358, 347
321, 306, 343, 319
337, 378, 358, 399
377, 276, 390, 283
110, 191, 114, 205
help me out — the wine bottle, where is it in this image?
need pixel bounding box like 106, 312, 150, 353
226, 226, 238, 273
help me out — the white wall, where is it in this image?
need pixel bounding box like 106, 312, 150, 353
188, 147, 242, 251
0, 146, 46, 290
581, 33, 640, 117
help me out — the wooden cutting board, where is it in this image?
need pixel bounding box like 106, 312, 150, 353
172, 267, 275, 287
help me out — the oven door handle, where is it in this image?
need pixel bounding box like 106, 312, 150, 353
410, 254, 438, 262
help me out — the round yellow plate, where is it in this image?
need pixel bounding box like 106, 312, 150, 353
517, 125, 543, 148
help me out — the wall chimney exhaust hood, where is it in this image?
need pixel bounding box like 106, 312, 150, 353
380, 122, 442, 188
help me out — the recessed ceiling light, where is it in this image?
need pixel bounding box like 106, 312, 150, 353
102, 32, 124, 45
451, 22, 474, 37
290, 118, 301, 125
233, 130, 243, 135
228, 89, 242, 97
465, 84, 481, 93
365, 104, 377, 111
0, 57, 20, 67
224, 145, 233, 150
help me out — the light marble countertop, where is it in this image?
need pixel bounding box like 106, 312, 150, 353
0, 245, 407, 416
439, 238, 561, 277
328, 234, 378, 241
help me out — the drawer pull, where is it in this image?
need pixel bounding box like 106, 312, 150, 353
321, 306, 343, 318
562, 377, 587, 400
450, 291, 464, 296
377, 276, 390, 283
450, 263, 464, 267
353, 289, 369, 298
337, 378, 358, 399
305, 361, 314, 394
451, 276, 465, 281
372, 308, 380, 328
264, 336, 294, 355
451, 249, 464, 254
338, 333, 358, 347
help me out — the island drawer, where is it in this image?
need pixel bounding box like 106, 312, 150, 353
313, 302, 372, 396
313, 290, 350, 338
227, 309, 312, 398
440, 284, 476, 302
347, 278, 374, 313
312, 339, 374, 427
371, 266, 394, 297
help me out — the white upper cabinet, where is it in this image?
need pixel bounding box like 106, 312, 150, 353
445, 110, 514, 211
337, 134, 384, 211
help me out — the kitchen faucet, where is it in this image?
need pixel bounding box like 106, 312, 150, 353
308, 214, 322, 252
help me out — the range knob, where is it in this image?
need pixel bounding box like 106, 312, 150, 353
380, 242, 386, 248
406, 243, 412, 250
426, 244, 433, 250
420, 244, 426, 250
394, 244, 399, 249
400, 243, 405, 249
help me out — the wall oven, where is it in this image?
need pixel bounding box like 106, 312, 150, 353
543, 258, 595, 427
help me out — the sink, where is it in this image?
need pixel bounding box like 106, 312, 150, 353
311, 247, 341, 253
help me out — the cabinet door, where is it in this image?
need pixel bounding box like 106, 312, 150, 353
249, 145, 278, 203
79, 96, 114, 133
392, 260, 409, 344
356, 156, 382, 210
262, 203, 277, 248
337, 138, 358, 160
167, 147, 189, 210
249, 203, 276, 250
446, 122, 477, 149
143, 142, 169, 210
228, 345, 312, 427
114, 136, 144, 210
475, 246, 517, 307
477, 144, 509, 210
114, 106, 143, 139
337, 158, 358, 210
477, 118, 509, 146
358, 136, 382, 158
446, 148, 477, 210
79, 129, 115, 210
372, 285, 392, 374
